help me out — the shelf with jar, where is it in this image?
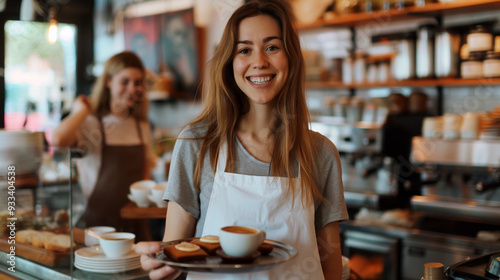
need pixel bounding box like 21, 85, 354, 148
303, 22, 500, 90
297, 0, 500, 29
306, 77, 500, 89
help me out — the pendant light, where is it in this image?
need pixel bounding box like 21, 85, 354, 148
46, 5, 58, 44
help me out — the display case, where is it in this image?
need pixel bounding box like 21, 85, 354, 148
0, 143, 150, 279
0, 143, 75, 277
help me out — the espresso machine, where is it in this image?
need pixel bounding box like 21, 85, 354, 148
311, 94, 427, 211
411, 137, 500, 225
407, 137, 500, 280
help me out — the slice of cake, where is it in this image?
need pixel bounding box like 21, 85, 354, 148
190, 235, 221, 255
164, 242, 208, 262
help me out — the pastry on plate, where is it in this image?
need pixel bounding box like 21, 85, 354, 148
32, 231, 56, 248
190, 235, 221, 255
16, 229, 38, 244
164, 242, 208, 262
44, 234, 76, 252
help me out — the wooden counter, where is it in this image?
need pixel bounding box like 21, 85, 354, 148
120, 202, 167, 219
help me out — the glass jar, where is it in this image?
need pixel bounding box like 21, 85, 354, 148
483, 51, 500, 78
461, 52, 484, 79
414, 0, 432, 7
467, 25, 493, 52
353, 51, 367, 84
416, 24, 436, 78
394, 0, 414, 9
381, 0, 392, 10
342, 54, 354, 84
378, 60, 391, 82
361, 0, 381, 12
367, 62, 378, 83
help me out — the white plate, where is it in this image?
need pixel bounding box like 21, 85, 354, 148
75, 259, 140, 269
75, 245, 140, 261
75, 257, 139, 268
74, 261, 142, 274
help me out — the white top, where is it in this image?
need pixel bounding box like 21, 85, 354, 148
75, 114, 155, 198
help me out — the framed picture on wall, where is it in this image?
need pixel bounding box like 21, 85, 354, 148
124, 14, 160, 72
159, 9, 198, 98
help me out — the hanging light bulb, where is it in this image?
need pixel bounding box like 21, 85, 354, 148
46, 6, 58, 44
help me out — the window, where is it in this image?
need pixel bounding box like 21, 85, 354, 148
4, 20, 76, 143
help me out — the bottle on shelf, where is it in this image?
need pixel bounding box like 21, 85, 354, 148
416, 24, 436, 79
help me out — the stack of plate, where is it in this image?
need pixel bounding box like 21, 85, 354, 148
74, 245, 141, 273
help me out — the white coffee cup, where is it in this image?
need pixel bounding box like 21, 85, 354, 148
99, 232, 135, 259
148, 182, 168, 207
219, 226, 265, 257
85, 226, 116, 247
152, 182, 167, 197
129, 180, 156, 207
422, 117, 443, 139
461, 112, 480, 139
443, 113, 462, 139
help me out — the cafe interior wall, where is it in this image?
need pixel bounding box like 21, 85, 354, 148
93, 0, 500, 137
93, 0, 244, 137
301, 8, 500, 118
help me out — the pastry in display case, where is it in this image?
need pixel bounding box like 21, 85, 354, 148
0, 144, 77, 268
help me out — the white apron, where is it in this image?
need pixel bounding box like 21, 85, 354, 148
187, 143, 324, 280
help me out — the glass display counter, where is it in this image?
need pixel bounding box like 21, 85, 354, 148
0, 146, 149, 279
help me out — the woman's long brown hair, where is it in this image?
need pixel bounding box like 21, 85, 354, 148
187, 0, 324, 206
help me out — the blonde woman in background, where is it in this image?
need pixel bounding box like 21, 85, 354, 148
52, 51, 156, 241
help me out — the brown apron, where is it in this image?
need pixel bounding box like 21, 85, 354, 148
80, 117, 150, 241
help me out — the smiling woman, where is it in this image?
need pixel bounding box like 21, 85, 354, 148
51, 51, 157, 242
135, 0, 348, 280
233, 15, 289, 106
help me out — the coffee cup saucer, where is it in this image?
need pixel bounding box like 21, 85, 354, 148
215, 249, 261, 264
148, 194, 167, 208
127, 194, 149, 207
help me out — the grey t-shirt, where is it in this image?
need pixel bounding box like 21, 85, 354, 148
163, 124, 349, 237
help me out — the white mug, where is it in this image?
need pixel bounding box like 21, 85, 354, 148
99, 232, 135, 259
461, 112, 479, 139
443, 113, 462, 139
219, 226, 265, 257
129, 180, 156, 207
422, 117, 443, 139
85, 226, 116, 247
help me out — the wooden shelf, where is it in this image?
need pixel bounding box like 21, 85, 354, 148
298, 0, 500, 29
306, 78, 500, 89
406, 0, 500, 16
120, 201, 167, 219
297, 9, 413, 29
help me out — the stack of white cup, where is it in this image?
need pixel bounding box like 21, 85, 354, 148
127, 180, 168, 208
148, 181, 168, 208
127, 180, 156, 207
423, 112, 480, 140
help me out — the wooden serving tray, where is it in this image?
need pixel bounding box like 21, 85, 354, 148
0, 237, 72, 267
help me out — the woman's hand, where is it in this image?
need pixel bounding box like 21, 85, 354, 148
135, 242, 181, 280
72, 95, 91, 115
51, 94, 92, 147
